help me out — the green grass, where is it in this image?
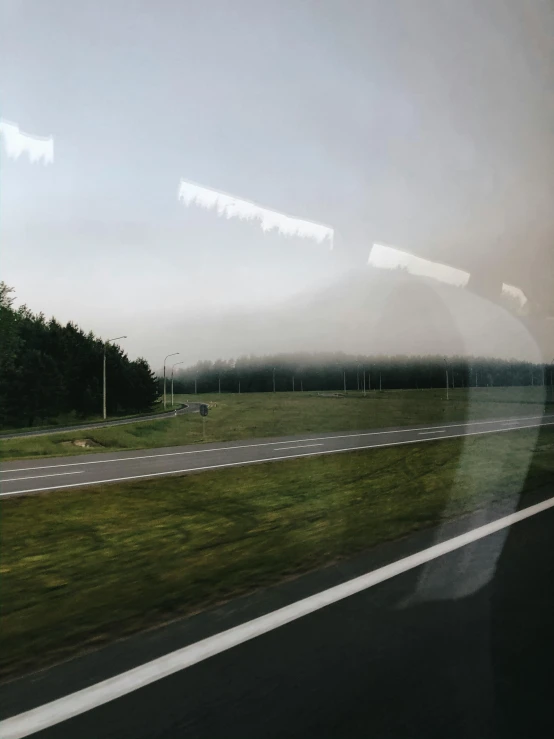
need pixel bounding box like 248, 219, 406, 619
0, 400, 182, 435
0, 387, 548, 461
1, 425, 552, 679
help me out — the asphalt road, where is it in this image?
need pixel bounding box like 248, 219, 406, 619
2, 413, 554, 498
1, 490, 552, 739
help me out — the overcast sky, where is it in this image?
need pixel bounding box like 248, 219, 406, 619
1, 0, 553, 366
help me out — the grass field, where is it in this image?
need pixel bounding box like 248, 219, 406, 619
1, 424, 552, 679
0, 387, 549, 461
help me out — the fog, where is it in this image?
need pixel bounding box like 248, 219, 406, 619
132, 267, 540, 372
1, 0, 553, 368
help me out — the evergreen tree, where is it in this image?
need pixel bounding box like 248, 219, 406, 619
0, 283, 159, 428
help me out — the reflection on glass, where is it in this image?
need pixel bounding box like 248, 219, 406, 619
0, 119, 54, 165
368, 242, 470, 287
178, 178, 334, 246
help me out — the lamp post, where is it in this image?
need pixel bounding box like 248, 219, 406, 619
103, 335, 127, 420
163, 353, 179, 410
171, 360, 184, 407
444, 358, 449, 401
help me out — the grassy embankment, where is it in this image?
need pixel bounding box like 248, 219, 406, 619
0, 386, 548, 461
2, 423, 552, 679
0, 401, 183, 436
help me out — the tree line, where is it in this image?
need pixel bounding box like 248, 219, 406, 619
168, 352, 554, 395
0, 283, 158, 428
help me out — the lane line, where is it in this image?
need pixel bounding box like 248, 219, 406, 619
418, 430, 446, 436
273, 443, 324, 451
1, 471, 83, 483
4, 414, 554, 474
2, 495, 553, 739
2, 420, 553, 498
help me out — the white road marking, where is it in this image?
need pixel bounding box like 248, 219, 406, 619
2, 420, 553, 498
1, 471, 83, 483
418, 429, 446, 436
2, 495, 553, 739
273, 443, 324, 451
3, 414, 553, 474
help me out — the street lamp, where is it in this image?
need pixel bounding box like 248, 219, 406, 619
163, 353, 179, 410
103, 335, 127, 420
444, 358, 449, 401
171, 360, 185, 407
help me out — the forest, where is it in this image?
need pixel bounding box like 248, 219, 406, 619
2, 279, 551, 430
168, 352, 553, 395
0, 283, 158, 428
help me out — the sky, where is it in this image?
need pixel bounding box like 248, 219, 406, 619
1, 0, 553, 367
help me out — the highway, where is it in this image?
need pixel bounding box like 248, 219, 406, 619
1, 490, 553, 738
2, 413, 554, 498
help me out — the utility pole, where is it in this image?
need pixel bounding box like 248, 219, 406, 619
363, 370, 366, 396
163, 352, 179, 410
292, 375, 295, 392
444, 358, 449, 401
273, 367, 276, 393
171, 360, 184, 407
238, 379, 241, 394
194, 376, 197, 394
356, 364, 360, 391
103, 335, 127, 420
218, 375, 221, 394
301, 379, 304, 392
379, 372, 382, 392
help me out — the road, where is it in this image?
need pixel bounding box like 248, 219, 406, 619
1, 490, 553, 738
2, 413, 554, 498
0, 403, 199, 440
